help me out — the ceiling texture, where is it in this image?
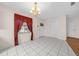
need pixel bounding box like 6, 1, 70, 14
0, 2, 79, 20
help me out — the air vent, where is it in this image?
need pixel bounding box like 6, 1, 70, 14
71, 2, 75, 6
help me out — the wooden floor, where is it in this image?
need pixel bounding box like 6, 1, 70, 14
66, 37, 79, 56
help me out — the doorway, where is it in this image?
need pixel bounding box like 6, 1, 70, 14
14, 14, 33, 46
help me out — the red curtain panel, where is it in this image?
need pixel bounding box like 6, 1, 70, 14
26, 18, 33, 40
14, 14, 33, 46
14, 19, 23, 45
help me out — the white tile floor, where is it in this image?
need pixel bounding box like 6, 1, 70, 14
0, 36, 76, 56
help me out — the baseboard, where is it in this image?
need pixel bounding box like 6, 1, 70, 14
67, 36, 79, 40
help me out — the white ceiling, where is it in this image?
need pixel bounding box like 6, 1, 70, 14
0, 2, 79, 20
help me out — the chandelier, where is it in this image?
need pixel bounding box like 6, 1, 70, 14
30, 2, 40, 16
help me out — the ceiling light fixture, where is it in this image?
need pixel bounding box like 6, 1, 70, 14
30, 2, 40, 16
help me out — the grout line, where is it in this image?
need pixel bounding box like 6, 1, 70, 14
57, 41, 63, 56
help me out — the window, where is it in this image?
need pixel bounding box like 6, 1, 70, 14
19, 22, 29, 33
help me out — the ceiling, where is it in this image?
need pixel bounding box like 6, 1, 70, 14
0, 2, 79, 20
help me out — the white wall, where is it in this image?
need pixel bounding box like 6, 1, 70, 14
32, 17, 41, 39
0, 5, 15, 50
67, 16, 79, 38
43, 16, 66, 40
0, 4, 40, 50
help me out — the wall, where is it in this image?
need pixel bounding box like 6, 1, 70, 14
32, 17, 40, 39
0, 5, 15, 50
43, 16, 66, 40
67, 16, 79, 38
0, 4, 40, 51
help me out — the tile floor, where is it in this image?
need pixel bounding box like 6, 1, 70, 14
0, 36, 76, 56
